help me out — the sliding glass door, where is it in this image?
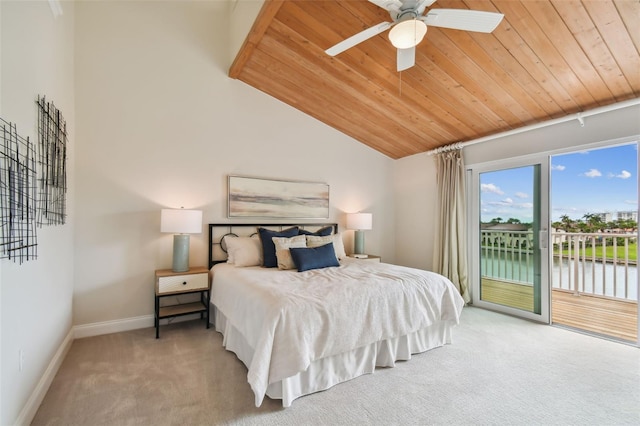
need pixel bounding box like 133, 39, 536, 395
469, 159, 550, 322
549, 143, 638, 343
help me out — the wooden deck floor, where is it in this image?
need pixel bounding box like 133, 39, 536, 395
481, 278, 638, 342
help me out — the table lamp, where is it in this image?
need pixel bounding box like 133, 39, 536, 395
347, 212, 372, 257
161, 208, 202, 272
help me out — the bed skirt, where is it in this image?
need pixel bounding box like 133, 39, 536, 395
212, 306, 453, 407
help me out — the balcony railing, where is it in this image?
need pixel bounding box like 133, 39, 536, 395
480, 230, 638, 302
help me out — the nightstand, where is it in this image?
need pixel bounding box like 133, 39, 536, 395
155, 266, 210, 338
346, 254, 381, 263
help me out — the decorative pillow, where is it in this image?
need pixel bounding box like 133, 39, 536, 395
258, 227, 299, 268
290, 242, 340, 272
272, 235, 307, 270
225, 236, 262, 267
306, 233, 346, 259
298, 226, 334, 236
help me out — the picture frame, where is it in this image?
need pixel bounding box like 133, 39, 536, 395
228, 175, 330, 218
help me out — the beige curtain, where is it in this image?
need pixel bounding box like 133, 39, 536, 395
433, 149, 470, 303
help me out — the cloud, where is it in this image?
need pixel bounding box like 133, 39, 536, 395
486, 198, 513, 206
583, 169, 602, 178
515, 192, 528, 199
553, 207, 579, 213
480, 183, 504, 195
607, 170, 631, 179
551, 207, 583, 221
625, 200, 638, 205
551, 164, 565, 171
486, 198, 532, 209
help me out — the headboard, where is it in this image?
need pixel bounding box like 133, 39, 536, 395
208, 223, 339, 269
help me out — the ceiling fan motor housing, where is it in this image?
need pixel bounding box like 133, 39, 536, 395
392, 9, 419, 22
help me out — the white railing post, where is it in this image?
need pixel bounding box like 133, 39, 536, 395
573, 235, 580, 295
602, 237, 607, 293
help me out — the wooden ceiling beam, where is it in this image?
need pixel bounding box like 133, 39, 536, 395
229, 0, 285, 79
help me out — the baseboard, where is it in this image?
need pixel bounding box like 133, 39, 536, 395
14, 328, 74, 426
72, 313, 202, 339
73, 314, 155, 339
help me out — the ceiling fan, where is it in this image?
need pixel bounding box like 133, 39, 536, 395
325, 0, 504, 71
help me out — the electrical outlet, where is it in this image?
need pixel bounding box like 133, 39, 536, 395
19, 349, 24, 372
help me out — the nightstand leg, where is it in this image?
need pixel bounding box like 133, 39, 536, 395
155, 295, 160, 339
206, 290, 210, 329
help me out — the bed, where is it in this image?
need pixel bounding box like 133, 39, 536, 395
208, 223, 465, 407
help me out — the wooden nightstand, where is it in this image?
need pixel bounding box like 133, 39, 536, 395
155, 266, 210, 338
346, 254, 381, 263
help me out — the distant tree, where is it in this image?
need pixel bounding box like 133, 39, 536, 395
611, 218, 638, 231
489, 217, 503, 225
557, 215, 575, 232
577, 221, 589, 232
506, 218, 521, 224
582, 213, 604, 232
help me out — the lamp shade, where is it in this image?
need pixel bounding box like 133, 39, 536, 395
347, 213, 373, 231
389, 19, 427, 49
160, 209, 202, 234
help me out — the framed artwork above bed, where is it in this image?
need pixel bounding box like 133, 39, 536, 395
228, 175, 329, 219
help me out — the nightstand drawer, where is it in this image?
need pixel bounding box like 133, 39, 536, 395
158, 273, 208, 294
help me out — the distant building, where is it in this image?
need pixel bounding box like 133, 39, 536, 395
617, 211, 638, 222
594, 212, 613, 223
592, 211, 637, 223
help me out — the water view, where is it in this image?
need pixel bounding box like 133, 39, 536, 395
480, 252, 638, 301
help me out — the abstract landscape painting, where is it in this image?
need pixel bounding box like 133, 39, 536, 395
228, 176, 329, 218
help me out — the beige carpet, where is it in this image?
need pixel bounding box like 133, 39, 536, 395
32, 307, 639, 425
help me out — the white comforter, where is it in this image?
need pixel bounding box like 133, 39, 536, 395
210, 261, 465, 406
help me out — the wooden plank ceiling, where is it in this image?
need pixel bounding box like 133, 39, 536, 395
230, 0, 640, 159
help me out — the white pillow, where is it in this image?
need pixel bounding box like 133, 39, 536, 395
225, 236, 262, 267
272, 235, 307, 270
305, 233, 346, 260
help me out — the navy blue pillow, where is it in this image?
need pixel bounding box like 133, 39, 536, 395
290, 242, 340, 272
258, 227, 299, 268
298, 226, 333, 236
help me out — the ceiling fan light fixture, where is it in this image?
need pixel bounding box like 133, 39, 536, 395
389, 19, 427, 49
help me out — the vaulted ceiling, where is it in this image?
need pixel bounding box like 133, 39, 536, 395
229, 0, 640, 159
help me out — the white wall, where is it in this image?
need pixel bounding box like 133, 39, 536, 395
73, 0, 395, 327
1, 2, 4, 421
229, 0, 264, 64
0, 1, 75, 424
392, 152, 438, 270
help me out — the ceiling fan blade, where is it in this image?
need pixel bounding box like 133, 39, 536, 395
368, 0, 403, 14
421, 9, 504, 33
325, 21, 393, 56
397, 46, 416, 71
415, 0, 438, 15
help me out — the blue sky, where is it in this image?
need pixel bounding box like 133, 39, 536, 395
480, 143, 638, 223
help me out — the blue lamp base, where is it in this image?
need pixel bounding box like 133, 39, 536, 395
172, 234, 190, 272
354, 230, 365, 255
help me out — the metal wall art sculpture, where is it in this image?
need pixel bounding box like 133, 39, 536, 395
0, 118, 38, 263
36, 95, 67, 226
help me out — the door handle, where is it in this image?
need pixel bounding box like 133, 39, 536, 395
539, 230, 548, 249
